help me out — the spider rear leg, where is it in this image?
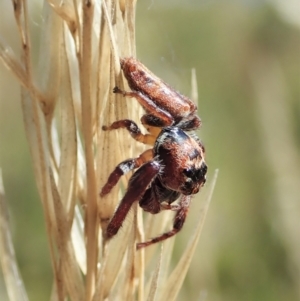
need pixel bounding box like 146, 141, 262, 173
103, 119, 156, 145
113, 86, 174, 127
100, 149, 153, 197
137, 195, 191, 249
106, 160, 161, 239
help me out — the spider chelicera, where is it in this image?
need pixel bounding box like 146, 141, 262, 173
100, 57, 207, 249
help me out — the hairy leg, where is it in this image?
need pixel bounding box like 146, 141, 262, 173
137, 195, 191, 249
100, 149, 153, 197
113, 86, 174, 127
106, 160, 161, 239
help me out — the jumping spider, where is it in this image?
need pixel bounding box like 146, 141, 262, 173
100, 57, 207, 249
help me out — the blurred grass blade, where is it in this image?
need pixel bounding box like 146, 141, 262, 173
146, 245, 163, 301
0, 169, 29, 301
191, 68, 198, 104
158, 169, 218, 301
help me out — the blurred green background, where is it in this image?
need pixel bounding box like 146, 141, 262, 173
0, 1, 299, 300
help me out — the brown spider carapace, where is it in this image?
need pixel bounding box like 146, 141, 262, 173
100, 57, 207, 249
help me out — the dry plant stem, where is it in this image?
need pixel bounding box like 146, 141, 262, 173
0, 170, 29, 301
16, 5, 58, 292
96, 2, 119, 229
124, 211, 137, 301
137, 209, 145, 301
15, 3, 83, 300
102, 0, 120, 72
73, 0, 82, 52
126, 0, 136, 56
19, 6, 62, 299
80, 1, 98, 299
49, 169, 85, 301
17, 0, 31, 77
0, 38, 45, 105
96, 7, 108, 126
13, 0, 26, 55
15, 0, 47, 202
0, 41, 28, 90
58, 28, 77, 219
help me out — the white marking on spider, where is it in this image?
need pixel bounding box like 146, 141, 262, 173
119, 162, 135, 174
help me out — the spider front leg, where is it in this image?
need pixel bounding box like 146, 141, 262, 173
106, 160, 161, 239
100, 149, 153, 197
137, 195, 191, 249
113, 86, 174, 127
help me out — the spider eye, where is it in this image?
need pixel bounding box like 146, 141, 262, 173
183, 162, 207, 182
183, 168, 194, 178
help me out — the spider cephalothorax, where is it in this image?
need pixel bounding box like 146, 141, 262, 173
100, 57, 207, 249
